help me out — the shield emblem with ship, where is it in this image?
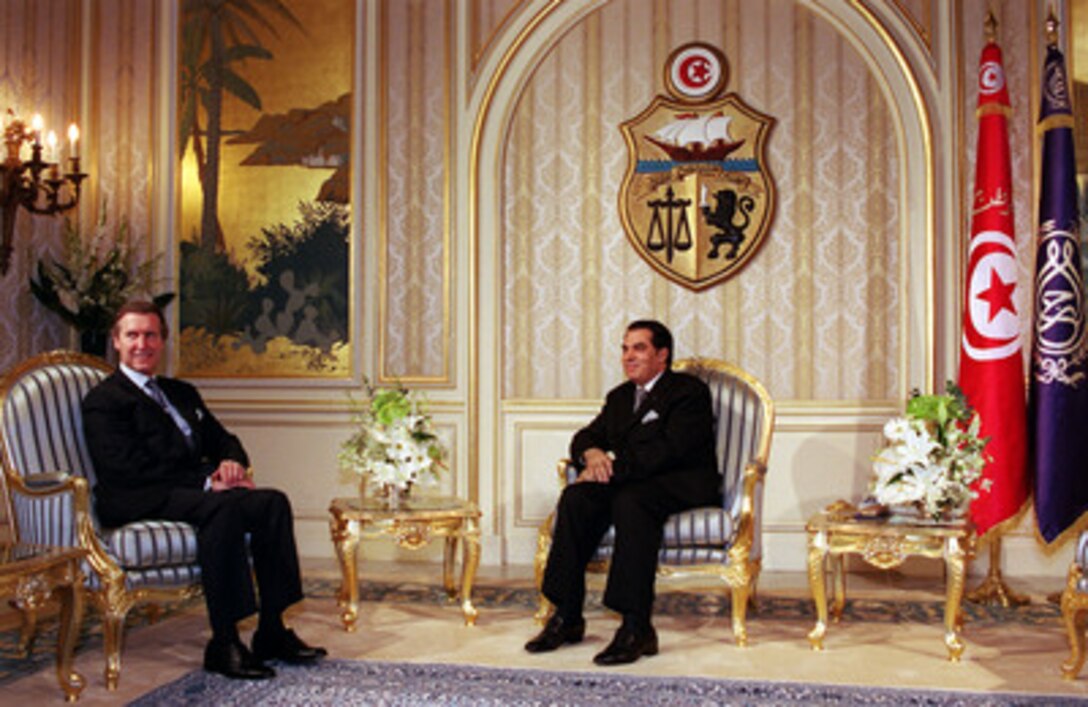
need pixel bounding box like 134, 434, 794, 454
619, 47, 775, 291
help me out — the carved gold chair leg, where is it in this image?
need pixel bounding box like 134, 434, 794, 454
533, 519, 553, 624
1061, 592, 1088, 679
102, 607, 129, 690
730, 583, 750, 647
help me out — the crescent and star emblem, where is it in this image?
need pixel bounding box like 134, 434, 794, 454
680, 56, 712, 88
963, 230, 1021, 361
978, 61, 1004, 95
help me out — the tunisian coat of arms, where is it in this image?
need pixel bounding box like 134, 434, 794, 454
619, 43, 776, 290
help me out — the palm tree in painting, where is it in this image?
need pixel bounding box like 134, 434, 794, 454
179, 0, 303, 251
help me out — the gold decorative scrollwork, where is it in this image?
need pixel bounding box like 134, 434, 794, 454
862, 534, 907, 568
394, 522, 432, 549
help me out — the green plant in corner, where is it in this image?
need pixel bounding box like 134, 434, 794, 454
28, 213, 175, 342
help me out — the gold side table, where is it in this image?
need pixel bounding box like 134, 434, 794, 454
328, 494, 482, 631
1, 543, 86, 701
805, 500, 976, 662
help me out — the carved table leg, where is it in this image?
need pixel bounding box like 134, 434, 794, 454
830, 553, 846, 622
330, 515, 361, 632
943, 536, 968, 662
443, 536, 458, 601
16, 605, 38, 658
460, 515, 481, 626
807, 530, 829, 650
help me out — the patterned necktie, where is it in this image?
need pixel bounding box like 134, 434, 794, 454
146, 378, 195, 448
634, 385, 647, 412
145, 378, 170, 409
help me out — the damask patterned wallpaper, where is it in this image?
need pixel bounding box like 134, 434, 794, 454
0, 0, 157, 373
381, 0, 450, 382
0, 0, 81, 369
501, 0, 900, 402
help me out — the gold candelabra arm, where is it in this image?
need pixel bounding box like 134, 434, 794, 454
0, 148, 86, 275
0, 111, 87, 275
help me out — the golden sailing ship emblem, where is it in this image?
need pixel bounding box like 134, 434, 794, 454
619, 43, 776, 290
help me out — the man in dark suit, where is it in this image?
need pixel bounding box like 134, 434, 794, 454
525, 320, 719, 666
82, 300, 326, 680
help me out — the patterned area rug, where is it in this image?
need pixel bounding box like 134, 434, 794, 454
299, 576, 1065, 627
127, 658, 1084, 706
0, 576, 1065, 690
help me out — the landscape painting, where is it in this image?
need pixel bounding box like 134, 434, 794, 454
177, 0, 352, 377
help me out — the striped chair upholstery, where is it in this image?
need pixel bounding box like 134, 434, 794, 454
0, 351, 201, 690
533, 357, 774, 647
1060, 530, 1088, 678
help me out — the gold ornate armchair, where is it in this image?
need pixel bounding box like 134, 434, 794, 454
533, 357, 774, 646
1061, 530, 1088, 679
0, 350, 202, 690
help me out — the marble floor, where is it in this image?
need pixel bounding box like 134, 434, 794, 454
7, 560, 1088, 704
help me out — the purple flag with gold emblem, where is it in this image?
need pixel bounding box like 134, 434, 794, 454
1031, 37, 1088, 545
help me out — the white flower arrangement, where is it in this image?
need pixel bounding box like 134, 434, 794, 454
871, 383, 990, 521
338, 382, 446, 493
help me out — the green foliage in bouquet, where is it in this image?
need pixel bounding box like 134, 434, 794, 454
29, 214, 174, 333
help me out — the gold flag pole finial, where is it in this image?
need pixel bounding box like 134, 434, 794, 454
984, 10, 997, 43
1046, 7, 1059, 46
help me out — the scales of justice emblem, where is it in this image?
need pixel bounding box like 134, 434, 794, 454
619, 43, 776, 290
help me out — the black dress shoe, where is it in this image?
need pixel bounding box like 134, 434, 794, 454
203, 638, 275, 680
252, 628, 328, 664
524, 614, 586, 653
592, 623, 658, 666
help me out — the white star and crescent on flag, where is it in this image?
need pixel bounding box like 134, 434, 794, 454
963, 230, 1021, 361
976, 265, 1017, 321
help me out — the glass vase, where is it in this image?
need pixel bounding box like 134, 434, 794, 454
373, 480, 412, 510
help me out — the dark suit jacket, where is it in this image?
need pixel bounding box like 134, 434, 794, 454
570, 368, 717, 483
82, 371, 249, 527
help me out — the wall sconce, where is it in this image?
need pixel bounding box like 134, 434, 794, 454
0, 110, 87, 275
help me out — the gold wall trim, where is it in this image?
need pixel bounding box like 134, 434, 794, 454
502, 398, 899, 411
470, 0, 526, 76
889, 0, 934, 53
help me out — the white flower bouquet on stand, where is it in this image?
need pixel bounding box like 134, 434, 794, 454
870, 383, 990, 521
338, 381, 446, 507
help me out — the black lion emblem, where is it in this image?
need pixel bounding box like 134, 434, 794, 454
701, 189, 755, 260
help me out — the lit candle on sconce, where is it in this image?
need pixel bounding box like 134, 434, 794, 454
30, 113, 43, 146
46, 131, 59, 178
67, 123, 79, 159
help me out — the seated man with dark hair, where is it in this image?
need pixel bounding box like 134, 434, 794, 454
82, 300, 326, 680
526, 319, 720, 666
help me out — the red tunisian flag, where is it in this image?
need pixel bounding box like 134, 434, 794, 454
958, 38, 1030, 538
